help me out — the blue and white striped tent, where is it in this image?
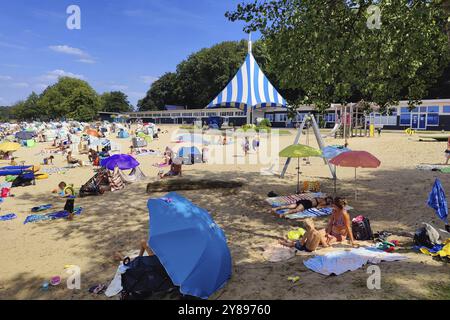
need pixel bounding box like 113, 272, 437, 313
207, 51, 287, 111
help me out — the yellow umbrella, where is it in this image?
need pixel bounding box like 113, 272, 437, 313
0, 141, 21, 153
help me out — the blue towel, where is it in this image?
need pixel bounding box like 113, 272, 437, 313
24, 207, 83, 224
427, 179, 448, 224
280, 207, 333, 219
0, 213, 17, 221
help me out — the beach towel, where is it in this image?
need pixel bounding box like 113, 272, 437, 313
303, 247, 408, 276
417, 164, 450, 171
263, 242, 296, 262
23, 207, 83, 224
283, 207, 334, 220
153, 163, 170, 168
265, 193, 325, 207
0, 213, 17, 221
31, 204, 53, 212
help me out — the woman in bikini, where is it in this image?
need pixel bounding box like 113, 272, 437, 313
272, 196, 333, 217
325, 197, 358, 247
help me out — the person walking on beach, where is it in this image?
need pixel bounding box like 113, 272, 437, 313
243, 137, 250, 155
58, 182, 76, 220
445, 136, 450, 165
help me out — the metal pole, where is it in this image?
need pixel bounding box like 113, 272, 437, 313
297, 157, 300, 194
354, 167, 357, 201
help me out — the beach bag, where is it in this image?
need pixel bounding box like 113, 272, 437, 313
1, 187, 10, 198
120, 256, 176, 300
352, 216, 373, 240
414, 224, 441, 248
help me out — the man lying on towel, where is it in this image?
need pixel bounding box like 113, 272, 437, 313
272, 196, 333, 217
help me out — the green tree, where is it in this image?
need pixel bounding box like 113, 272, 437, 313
227, 0, 450, 111
65, 86, 101, 121
11, 92, 41, 120
138, 72, 180, 111
101, 91, 132, 113
39, 77, 100, 120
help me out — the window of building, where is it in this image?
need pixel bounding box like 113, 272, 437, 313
399, 113, 411, 126
419, 107, 427, 113
428, 106, 439, 113
443, 106, 450, 113
427, 113, 439, 126
275, 113, 288, 122
265, 114, 274, 122
400, 107, 410, 113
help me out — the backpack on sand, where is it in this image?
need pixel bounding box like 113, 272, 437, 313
352, 216, 374, 241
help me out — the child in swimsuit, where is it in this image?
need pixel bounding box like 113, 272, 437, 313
279, 219, 329, 252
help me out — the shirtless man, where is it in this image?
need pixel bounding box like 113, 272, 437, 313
279, 218, 329, 252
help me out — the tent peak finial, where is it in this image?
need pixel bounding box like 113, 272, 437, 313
248, 32, 252, 53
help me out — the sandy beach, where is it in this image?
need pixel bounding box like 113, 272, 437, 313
0, 125, 449, 300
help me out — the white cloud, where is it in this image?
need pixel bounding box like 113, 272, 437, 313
11, 82, 29, 88
40, 69, 85, 81
49, 45, 87, 57
0, 75, 12, 81
49, 45, 96, 64
77, 58, 96, 64
141, 76, 159, 85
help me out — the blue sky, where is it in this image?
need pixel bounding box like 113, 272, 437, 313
0, 0, 254, 108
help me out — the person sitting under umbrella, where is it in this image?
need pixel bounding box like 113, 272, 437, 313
272, 196, 333, 217
114, 239, 155, 261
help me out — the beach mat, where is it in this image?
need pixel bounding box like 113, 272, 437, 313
265, 193, 325, 207
283, 207, 334, 219
24, 207, 83, 224
31, 204, 53, 212
0, 213, 17, 221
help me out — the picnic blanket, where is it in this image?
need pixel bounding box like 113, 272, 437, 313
303, 247, 408, 276
23, 207, 83, 224
265, 192, 325, 207
283, 207, 334, 219
41, 167, 68, 175
0, 213, 17, 221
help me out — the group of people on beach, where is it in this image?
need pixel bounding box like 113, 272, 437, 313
276, 197, 358, 252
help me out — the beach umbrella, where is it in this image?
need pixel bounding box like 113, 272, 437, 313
322, 146, 351, 194
15, 131, 35, 140
148, 192, 232, 299
279, 144, 323, 193
100, 154, 139, 170
85, 129, 101, 138
427, 178, 448, 224
329, 151, 381, 200
0, 141, 21, 153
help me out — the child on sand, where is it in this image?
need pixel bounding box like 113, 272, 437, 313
279, 219, 329, 252
57, 182, 76, 220
43, 155, 54, 165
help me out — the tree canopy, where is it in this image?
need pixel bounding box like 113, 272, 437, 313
226, 0, 450, 112
9, 77, 131, 121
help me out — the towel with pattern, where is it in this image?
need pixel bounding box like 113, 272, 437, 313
24, 207, 83, 224
283, 207, 334, 219
265, 192, 325, 207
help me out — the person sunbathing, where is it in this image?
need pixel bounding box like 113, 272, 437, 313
325, 197, 358, 247
272, 196, 333, 217
279, 218, 329, 252
66, 151, 83, 166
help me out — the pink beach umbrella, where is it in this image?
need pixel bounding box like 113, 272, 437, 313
329, 151, 381, 200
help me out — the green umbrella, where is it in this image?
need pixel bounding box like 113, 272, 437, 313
279, 144, 323, 193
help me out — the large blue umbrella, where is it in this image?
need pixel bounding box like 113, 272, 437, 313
427, 178, 448, 224
100, 154, 139, 170
147, 192, 232, 299
322, 145, 351, 160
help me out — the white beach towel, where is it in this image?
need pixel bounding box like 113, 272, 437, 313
303, 247, 408, 276
262, 242, 296, 262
